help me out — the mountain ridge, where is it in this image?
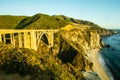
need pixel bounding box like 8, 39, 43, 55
0, 13, 116, 35
0, 13, 101, 29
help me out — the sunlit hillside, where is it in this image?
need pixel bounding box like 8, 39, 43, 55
0, 13, 114, 35
0, 15, 26, 29
0, 13, 101, 29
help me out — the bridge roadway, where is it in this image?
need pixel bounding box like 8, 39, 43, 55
0, 29, 59, 50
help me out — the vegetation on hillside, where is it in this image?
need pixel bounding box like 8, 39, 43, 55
0, 42, 85, 80
0, 13, 116, 35
53, 15, 101, 28
0, 15, 26, 29
16, 13, 102, 29
0, 13, 115, 36
52, 15, 116, 35
15, 14, 69, 29
0, 13, 103, 29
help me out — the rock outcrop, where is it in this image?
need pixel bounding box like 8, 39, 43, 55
90, 27, 117, 36
58, 25, 101, 70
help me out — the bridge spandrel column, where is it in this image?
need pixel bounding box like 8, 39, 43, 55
10, 34, 13, 44
3, 34, 6, 43
10, 33, 15, 46
24, 32, 30, 49
30, 31, 37, 50
48, 31, 54, 47
18, 33, 22, 48
0, 34, 2, 42
51, 31, 54, 47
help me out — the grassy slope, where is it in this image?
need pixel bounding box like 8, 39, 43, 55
0, 13, 103, 30
0, 15, 27, 29
52, 15, 101, 28
14, 13, 101, 29
1, 13, 113, 36
15, 14, 69, 29
0, 42, 85, 80
0, 13, 110, 32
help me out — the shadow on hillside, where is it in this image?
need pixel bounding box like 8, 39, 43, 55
57, 47, 78, 63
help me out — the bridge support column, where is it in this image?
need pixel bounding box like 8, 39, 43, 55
0, 34, 2, 42
30, 31, 37, 50
10, 34, 13, 44
3, 34, 6, 43
18, 33, 22, 48
51, 31, 54, 47
24, 32, 30, 49
10, 33, 15, 46
48, 31, 54, 48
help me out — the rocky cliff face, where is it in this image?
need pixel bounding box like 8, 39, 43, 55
57, 27, 101, 71
91, 27, 117, 36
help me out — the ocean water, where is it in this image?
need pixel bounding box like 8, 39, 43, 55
99, 30, 120, 80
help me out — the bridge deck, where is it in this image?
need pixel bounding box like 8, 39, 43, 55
0, 29, 59, 34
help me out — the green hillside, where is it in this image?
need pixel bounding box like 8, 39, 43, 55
0, 13, 116, 35
0, 13, 101, 29
0, 14, 114, 35
15, 13, 101, 29
0, 15, 26, 29
53, 15, 101, 28
15, 13, 69, 29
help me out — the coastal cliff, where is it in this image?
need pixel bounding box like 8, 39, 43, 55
58, 25, 101, 70
0, 24, 103, 80
0, 13, 111, 80
90, 27, 117, 36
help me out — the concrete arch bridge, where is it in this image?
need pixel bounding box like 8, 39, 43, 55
0, 29, 58, 51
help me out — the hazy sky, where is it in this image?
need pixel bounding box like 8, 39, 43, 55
0, 0, 120, 29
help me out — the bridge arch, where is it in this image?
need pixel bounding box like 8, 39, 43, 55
41, 33, 49, 45
36, 32, 49, 50
36, 31, 54, 50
